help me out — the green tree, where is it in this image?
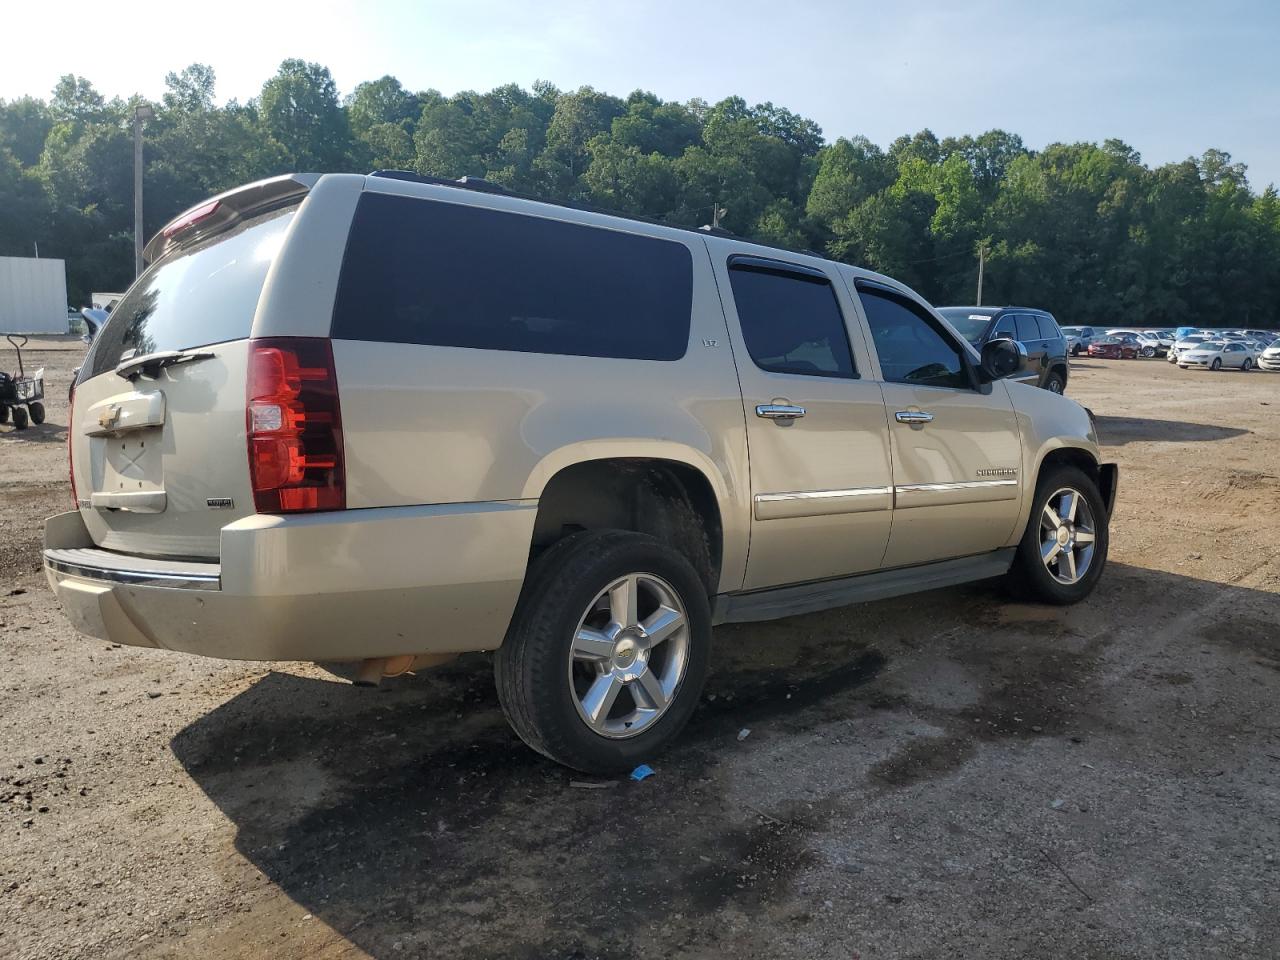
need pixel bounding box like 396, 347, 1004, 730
258, 59, 350, 170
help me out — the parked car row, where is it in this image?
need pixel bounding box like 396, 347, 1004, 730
1059, 324, 1280, 373
1173, 333, 1280, 372
1060, 326, 1176, 358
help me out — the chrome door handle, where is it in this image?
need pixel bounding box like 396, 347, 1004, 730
756, 403, 806, 420
895, 410, 934, 425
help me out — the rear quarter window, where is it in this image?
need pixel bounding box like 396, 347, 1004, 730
331, 193, 693, 360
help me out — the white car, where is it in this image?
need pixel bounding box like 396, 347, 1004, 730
1258, 340, 1280, 372
1168, 335, 1210, 362
1060, 326, 1095, 357
1178, 340, 1256, 371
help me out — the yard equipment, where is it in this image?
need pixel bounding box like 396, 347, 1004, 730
0, 335, 46, 431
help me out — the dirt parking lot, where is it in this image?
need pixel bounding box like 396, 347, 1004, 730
2, 340, 1278, 960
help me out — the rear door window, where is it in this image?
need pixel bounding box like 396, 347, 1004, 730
85, 206, 296, 379
1014, 314, 1042, 341
331, 193, 693, 361
728, 262, 856, 378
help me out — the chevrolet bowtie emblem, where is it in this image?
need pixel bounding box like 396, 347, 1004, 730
98, 404, 122, 429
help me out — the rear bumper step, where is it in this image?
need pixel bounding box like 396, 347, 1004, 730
44, 547, 221, 591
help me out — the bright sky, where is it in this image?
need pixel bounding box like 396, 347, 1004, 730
5, 0, 1278, 188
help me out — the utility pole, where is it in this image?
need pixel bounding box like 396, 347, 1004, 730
976, 243, 987, 306
711, 202, 726, 229
133, 104, 154, 278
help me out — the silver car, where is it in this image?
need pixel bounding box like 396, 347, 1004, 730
45, 172, 1117, 772
1178, 340, 1256, 371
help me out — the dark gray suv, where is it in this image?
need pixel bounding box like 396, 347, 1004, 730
938, 306, 1070, 394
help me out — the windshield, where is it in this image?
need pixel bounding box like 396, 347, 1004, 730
1061, 326, 1082, 335
937, 308, 995, 344
84, 205, 296, 380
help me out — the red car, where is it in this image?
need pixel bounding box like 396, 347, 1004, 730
1087, 336, 1139, 359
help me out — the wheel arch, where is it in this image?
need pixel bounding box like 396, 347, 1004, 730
524, 451, 735, 596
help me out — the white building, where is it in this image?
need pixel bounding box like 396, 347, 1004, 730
0, 256, 69, 334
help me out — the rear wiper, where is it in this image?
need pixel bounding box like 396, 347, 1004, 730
115, 349, 216, 380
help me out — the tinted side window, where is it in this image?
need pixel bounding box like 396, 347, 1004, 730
858, 286, 970, 389
992, 313, 1017, 339
332, 193, 693, 360
728, 265, 856, 378
1015, 314, 1041, 341
1039, 314, 1061, 338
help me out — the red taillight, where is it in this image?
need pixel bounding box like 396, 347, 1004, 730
68, 388, 77, 507
246, 338, 344, 514
162, 199, 219, 239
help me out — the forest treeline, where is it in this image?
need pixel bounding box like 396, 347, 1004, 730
2, 60, 1277, 324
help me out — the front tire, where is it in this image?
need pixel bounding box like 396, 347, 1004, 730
1044, 371, 1066, 394
10, 405, 28, 430
28, 402, 45, 425
1211, 357, 1222, 371
1007, 464, 1109, 605
1242, 358, 1252, 372
1141, 346, 1156, 358
495, 530, 712, 773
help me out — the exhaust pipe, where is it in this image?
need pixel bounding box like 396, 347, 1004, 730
353, 654, 457, 686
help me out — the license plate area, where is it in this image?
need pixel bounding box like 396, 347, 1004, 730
92, 427, 167, 513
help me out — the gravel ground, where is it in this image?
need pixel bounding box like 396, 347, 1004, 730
1, 341, 1278, 959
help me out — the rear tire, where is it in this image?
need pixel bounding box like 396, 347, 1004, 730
10, 405, 28, 430
1007, 464, 1109, 605
0, 405, 8, 424
28, 402, 45, 424
495, 530, 712, 774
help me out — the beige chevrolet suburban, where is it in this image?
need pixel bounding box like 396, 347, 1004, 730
45, 171, 1117, 773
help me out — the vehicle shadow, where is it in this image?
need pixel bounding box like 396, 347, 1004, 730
1094, 415, 1248, 445
169, 563, 1279, 958
0, 419, 66, 442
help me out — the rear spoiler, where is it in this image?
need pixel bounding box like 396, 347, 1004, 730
142, 173, 320, 267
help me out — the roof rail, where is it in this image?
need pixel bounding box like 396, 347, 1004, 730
368, 170, 509, 195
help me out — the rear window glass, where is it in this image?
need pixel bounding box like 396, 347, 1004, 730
85, 206, 296, 379
331, 193, 693, 360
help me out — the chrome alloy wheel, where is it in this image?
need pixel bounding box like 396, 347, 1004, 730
1040, 487, 1098, 585
568, 573, 690, 739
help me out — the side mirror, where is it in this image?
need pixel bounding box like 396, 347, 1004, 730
978, 337, 1027, 382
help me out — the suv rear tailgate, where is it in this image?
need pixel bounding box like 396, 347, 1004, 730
72, 193, 301, 559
